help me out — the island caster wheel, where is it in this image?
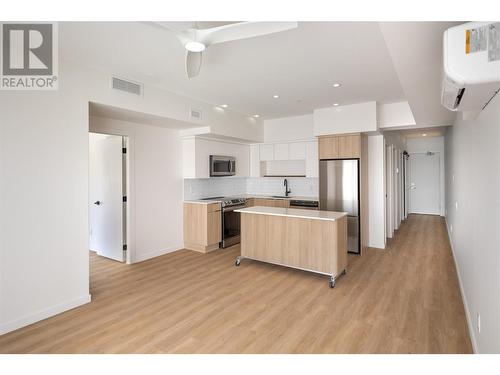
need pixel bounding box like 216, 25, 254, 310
342, 269, 347, 276
235, 258, 241, 267
329, 277, 336, 288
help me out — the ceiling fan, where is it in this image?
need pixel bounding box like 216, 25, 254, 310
152, 21, 298, 78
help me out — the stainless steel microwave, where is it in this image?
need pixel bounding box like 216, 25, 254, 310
210, 155, 236, 177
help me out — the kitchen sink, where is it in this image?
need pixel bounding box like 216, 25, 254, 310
270, 195, 291, 199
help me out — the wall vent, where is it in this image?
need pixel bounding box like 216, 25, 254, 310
111, 76, 143, 96
190, 108, 202, 120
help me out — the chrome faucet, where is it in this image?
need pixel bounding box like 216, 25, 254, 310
284, 178, 292, 197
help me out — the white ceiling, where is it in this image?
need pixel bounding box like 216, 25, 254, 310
400, 126, 449, 138
60, 21, 461, 125
60, 22, 405, 119
379, 22, 461, 127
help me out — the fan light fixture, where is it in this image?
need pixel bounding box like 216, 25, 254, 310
253, 114, 260, 118
185, 41, 206, 52
333, 83, 342, 88
220, 104, 228, 108
273, 94, 280, 99
333, 103, 340, 107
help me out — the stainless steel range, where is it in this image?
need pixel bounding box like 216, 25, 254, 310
199, 196, 247, 248
221, 198, 246, 248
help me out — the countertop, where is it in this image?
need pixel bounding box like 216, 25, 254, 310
235, 206, 347, 222
184, 194, 319, 205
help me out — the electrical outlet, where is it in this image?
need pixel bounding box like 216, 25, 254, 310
477, 312, 481, 334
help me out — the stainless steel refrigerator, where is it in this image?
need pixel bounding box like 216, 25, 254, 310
319, 159, 360, 254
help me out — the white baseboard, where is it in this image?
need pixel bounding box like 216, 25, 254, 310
445, 217, 478, 353
0, 294, 91, 336
132, 244, 182, 263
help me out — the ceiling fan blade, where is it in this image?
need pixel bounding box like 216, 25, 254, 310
197, 21, 298, 46
186, 51, 203, 78
150, 21, 197, 34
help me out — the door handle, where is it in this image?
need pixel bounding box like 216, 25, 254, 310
94, 201, 101, 205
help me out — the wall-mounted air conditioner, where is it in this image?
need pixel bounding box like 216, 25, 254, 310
442, 22, 500, 112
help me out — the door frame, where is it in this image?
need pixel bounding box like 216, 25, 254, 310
385, 144, 394, 238
408, 151, 441, 216
89, 130, 132, 264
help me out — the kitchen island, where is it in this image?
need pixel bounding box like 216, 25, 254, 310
234, 206, 348, 288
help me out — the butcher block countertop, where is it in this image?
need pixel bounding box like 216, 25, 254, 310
235, 206, 347, 222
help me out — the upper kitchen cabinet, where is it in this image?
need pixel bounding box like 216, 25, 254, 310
319, 136, 339, 159
249, 144, 261, 177
289, 142, 307, 160
273, 143, 289, 160
305, 141, 318, 177
259, 144, 274, 161
251, 140, 318, 178
338, 134, 361, 158
319, 133, 361, 159
182, 137, 250, 178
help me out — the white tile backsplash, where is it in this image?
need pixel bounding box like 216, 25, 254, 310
184, 177, 318, 200
246, 177, 318, 197
184, 177, 247, 200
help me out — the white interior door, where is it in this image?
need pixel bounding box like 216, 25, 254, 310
409, 152, 440, 215
90, 134, 125, 262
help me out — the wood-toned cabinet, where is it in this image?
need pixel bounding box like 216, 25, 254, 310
317, 132, 368, 255
253, 198, 289, 208
318, 136, 339, 159
184, 202, 221, 253
319, 133, 361, 159
338, 134, 361, 158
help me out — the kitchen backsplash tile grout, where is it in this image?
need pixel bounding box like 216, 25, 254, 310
184, 177, 319, 200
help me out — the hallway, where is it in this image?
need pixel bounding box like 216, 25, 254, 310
0, 214, 472, 353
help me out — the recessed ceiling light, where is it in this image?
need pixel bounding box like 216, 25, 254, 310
422, 133, 427, 136
220, 104, 228, 108
333, 103, 340, 107
253, 114, 260, 118
273, 94, 280, 99
184, 41, 206, 52
333, 83, 342, 88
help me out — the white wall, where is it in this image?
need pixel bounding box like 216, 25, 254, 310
0, 58, 262, 335
377, 101, 416, 129
367, 135, 386, 249
263, 114, 314, 142
313, 101, 377, 136
406, 136, 445, 216
90, 116, 184, 263
0, 65, 90, 335
445, 94, 500, 353
182, 137, 250, 179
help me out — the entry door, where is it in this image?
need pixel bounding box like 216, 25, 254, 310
409, 152, 440, 215
90, 134, 125, 262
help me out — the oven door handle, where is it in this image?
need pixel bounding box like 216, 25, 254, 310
223, 204, 246, 212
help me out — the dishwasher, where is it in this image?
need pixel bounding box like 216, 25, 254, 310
289, 200, 319, 210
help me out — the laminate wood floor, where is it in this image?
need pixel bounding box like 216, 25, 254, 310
0, 214, 472, 353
